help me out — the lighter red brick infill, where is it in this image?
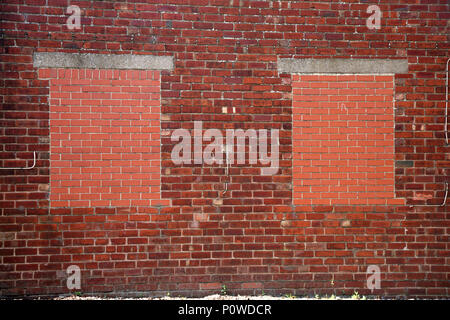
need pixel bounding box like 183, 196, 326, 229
40, 68, 166, 208
292, 74, 405, 206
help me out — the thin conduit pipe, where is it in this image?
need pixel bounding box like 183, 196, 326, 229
445, 58, 449, 144
0, 151, 36, 170
411, 60, 449, 207
434, 59, 449, 206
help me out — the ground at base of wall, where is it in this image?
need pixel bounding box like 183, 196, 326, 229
44, 294, 423, 300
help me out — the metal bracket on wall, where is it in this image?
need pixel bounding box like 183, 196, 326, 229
0, 152, 36, 170
222, 144, 232, 196
445, 58, 449, 145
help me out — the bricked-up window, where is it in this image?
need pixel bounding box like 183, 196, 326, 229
34, 52, 173, 208
292, 74, 405, 206
40, 68, 165, 208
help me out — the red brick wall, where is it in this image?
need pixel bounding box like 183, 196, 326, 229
42, 68, 165, 208
0, 1, 449, 298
